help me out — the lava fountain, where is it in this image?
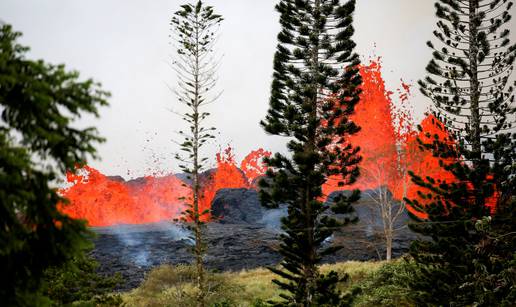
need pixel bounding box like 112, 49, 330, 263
61, 58, 478, 227
60, 148, 271, 227
322, 58, 408, 197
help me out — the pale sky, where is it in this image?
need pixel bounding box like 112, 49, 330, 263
1, 0, 436, 178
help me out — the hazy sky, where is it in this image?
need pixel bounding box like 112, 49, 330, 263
1, 0, 436, 178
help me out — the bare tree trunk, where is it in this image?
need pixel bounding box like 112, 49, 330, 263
382, 187, 393, 261
385, 229, 393, 261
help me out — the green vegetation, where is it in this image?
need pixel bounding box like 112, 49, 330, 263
41, 249, 123, 306
259, 0, 363, 305
0, 24, 109, 306
124, 264, 242, 307
350, 259, 416, 307
123, 260, 417, 307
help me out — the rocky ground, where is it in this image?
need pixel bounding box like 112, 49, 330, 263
91, 188, 417, 291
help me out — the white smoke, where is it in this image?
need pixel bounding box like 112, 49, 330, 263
259, 206, 287, 231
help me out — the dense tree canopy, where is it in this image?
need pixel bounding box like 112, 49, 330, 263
0, 24, 109, 305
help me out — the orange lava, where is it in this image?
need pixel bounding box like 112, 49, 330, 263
241, 148, 272, 186
62, 59, 497, 226
61, 148, 271, 227
322, 59, 400, 197
198, 147, 250, 221
402, 115, 499, 217
402, 115, 458, 218
60, 166, 190, 227
321, 59, 491, 218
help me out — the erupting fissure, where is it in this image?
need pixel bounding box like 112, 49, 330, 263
60, 148, 272, 227
61, 59, 480, 227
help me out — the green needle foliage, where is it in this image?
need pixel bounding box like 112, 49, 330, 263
170, 1, 223, 306
0, 24, 109, 306
406, 0, 516, 305
259, 0, 362, 305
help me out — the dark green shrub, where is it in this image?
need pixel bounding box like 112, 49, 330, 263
41, 251, 122, 306
351, 259, 417, 307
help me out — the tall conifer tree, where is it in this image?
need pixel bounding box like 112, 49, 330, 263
260, 0, 362, 305
170, 1, 222, 306
406, 0, 516, 305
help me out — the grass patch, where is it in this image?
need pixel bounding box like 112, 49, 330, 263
123, 260, 414, 306
123, 265, 243, 306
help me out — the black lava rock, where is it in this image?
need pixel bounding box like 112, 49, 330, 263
91, 188, 418, 291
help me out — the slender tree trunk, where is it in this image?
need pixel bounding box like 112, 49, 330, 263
302, 0, 322, 304
193, 12, 205, 307
385, 213, 393, 261
387, 196, 392, 261
469, 0, 481, 165
386, 236, 392, 261
468, 0, 484, 211
381, 187, 393, 261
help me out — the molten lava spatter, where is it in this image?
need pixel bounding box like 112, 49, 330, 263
241, 149, 272, 186
60, 166, 190, 227
61, 148, 271, 227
